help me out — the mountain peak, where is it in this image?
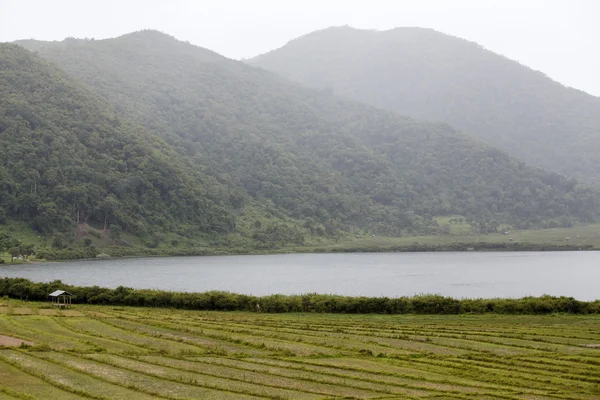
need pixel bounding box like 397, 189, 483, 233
116, 29, 179, 43
250, 27, 600, 184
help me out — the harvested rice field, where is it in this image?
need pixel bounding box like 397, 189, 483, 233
0, 301, 599, 399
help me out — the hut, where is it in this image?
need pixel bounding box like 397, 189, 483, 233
49, 290, 74, 308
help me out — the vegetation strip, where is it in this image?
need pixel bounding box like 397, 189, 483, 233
3, 277, 599, 314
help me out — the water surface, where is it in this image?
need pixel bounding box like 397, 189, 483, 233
0, 252, 598, 300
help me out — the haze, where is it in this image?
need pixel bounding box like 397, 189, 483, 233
1, 0, 598, 96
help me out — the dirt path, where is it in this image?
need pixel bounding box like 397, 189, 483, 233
0, 335, 34, 347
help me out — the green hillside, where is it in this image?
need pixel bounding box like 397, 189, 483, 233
249, 26, 600, 184
0, 44, 236, 241
8, 31, 600, 243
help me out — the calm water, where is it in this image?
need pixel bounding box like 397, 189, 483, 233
0, 252, 598, 300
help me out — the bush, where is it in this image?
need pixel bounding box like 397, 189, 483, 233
0, 278, 597, 315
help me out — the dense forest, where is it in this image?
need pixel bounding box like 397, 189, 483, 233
250, 26, 600, 184
0, 44, 236, 240
3, 31, 600, 248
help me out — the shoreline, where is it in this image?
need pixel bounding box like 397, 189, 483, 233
23, 241, 596, 263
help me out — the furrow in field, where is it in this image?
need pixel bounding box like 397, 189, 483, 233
99, 316, 346, 356
221, 315, 600, 344
34, 351, 263, 400
210, 318, 569, 357
65, 352, 325, 400
396, 323, 600, 342
99, 353, 392, 399
18, 316, 147, 354
513, 355, 600, 374
101, 310, 599, 362
363, 327, 600, 353
179, 355, 523, 399
2, 349, 174, 400
555, 354, 600, 365
0, 390, 23, 400
0, 350, 107, 399
115, 314, 436, 358
0, 316, 45, 345
228, 318, 596, 355
2, 316, 92, 351
174, 318, 469, 356
154, 314, 588, 357
407, 357, 598, 398
61, 317, 206, 356
284, 356, 579, 399
449, 356, 600, 385
242, 357, 554, 399
78, 315, 271, 357
312, 325, 592, 356
464, 354, 600, 380
0, 359, 85, 400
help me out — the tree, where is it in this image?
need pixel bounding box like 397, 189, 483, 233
8, 246, 21, 261
19, 243, 35, 260
0, 233, 11, 254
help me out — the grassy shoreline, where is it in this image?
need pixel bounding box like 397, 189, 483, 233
17, 240, 594, 262
5, 220, 600, 261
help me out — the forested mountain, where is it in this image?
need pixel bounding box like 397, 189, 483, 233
0, 44, 236, 237
10, 31, 600, 239
249, 26, 600, 184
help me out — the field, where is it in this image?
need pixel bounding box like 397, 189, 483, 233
0, 301, 599, 399
307, 222, 600, 252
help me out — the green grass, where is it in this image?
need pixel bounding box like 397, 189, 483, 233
304, 222, 600, 252
0, 300, 599, 399
5, 220, 600, 263
0, 221, 48, 249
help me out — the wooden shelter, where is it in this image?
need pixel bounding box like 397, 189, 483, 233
49, 290, 74, 308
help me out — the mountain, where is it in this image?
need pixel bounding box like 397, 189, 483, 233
0, 43, 236, 238
12, 31, 600, 238
249, 26, 600, 184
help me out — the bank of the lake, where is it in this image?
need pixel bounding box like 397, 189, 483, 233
29, 241, 594, 262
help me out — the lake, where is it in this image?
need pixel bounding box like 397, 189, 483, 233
0, 252, 598, 300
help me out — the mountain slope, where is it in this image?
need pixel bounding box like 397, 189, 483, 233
249, 26, 600, 184
14, 31, 600, 234
0, 43, 235, 236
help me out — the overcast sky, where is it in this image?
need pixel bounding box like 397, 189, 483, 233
1, 0, 598, 96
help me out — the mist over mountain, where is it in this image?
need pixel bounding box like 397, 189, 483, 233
8, 30, 599, 243
0, 43, 235, 238
249, 26, 600, 184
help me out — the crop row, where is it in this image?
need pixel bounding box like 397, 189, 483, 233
0, 303, 599, 399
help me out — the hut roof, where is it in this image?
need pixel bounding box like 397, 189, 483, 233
49, 290, 74, 297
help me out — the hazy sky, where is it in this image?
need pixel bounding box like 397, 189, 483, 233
1, 0, 598, 96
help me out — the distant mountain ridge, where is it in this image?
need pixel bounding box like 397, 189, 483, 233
249, 26, 600, 184
8, 30, 600, 239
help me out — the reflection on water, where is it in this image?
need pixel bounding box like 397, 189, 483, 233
0, 252, 598, 300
